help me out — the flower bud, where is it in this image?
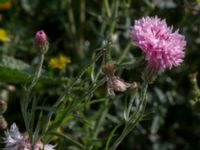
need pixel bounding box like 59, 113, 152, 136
0, 99, 7, 114
34, 30, 48, 54
0, 115, 8, 129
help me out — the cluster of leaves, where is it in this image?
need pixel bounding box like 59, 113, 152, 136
0, 0, 200, 149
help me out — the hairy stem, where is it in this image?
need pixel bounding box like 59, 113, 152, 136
21, 54, 44, 149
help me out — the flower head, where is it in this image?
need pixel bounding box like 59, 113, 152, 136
3, 123, 56, 150
34, 30, 48, 54
48, 54, 71, 69
131, 16, 186, 72
102, 64, 137, 95
0, 29, 8, 42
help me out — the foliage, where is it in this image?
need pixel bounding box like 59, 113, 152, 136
0, 0, 200, 150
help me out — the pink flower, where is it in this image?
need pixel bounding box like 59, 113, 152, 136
130, 16, 186, 72
34, 30, 48, 54
3, 123, 56, 150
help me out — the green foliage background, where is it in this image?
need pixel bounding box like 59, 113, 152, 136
0, 0, 200, 149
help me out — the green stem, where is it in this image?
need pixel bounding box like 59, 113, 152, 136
22, 54, 44, 131
42, 49, 105, 135
117, 43, 132, 64
109, 0, 119, 33
104, 0, 111, 18
20, 54, 44, 150
109, 84, 148, 150
68, 0, 76, 36
30, 54, 44, 90
88, 99, 109, 150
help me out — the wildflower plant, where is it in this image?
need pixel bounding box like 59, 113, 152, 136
0, 0, 192, 149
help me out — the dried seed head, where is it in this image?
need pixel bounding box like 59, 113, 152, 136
102, 63, 115, 77
108, 77, 131, 91
107, 77, 136, 96
34, 30, 48, 54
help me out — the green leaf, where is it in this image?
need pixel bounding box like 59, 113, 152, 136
0, 55, 70, 84
48, 131, 84, 149
0, 55, 32, 83
105, 124, 121, 150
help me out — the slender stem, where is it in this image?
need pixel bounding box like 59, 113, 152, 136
110, 84, 148, 150
30, 54, 44, 89
104, 0, 111, 18
109, 0, 119, 33
42, 49, 105, 135
22, 54, 44, 131
93, 100, 109, 138
118, 43, 132, 64
20, 54, 44, 150
68, 0, 76, 36
88, 99, 109, 150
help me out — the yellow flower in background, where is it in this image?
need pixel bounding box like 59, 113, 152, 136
48, 54, 71, 69
0, 1, 12, 10
0, 29, 8, 42
197, 0, 200, 3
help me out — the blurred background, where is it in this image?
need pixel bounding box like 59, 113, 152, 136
0, 0, 200, 149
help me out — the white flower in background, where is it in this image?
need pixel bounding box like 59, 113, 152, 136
3, 123, 56, 150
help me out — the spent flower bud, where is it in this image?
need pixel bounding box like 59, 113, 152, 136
34, 30, 48, 54
102, 63, 138, 95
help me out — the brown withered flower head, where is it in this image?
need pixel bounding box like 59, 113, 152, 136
102, 63, 137, 96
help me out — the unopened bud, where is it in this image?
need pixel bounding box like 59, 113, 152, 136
0, 99, 7, 114
34, 30, 48, 54
0, 115, 8, 129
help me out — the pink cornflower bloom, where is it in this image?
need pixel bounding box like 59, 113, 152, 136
130, 16, 186, 72
3, 123, 56, 150
34, 30, 48, 54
